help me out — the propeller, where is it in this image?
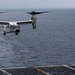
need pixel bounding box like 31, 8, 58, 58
0, 12, 5, 13
26, 11, 50, 15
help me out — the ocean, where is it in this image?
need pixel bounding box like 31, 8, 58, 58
0, 9, 75, 68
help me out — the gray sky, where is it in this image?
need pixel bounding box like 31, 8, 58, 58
0, 0, 75, 9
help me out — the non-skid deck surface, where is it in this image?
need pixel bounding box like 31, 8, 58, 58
0, 65, 75, 75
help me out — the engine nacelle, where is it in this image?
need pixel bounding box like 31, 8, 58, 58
27, 11, 49, 29
32, 21, 36, 29
31, 15, 37, 29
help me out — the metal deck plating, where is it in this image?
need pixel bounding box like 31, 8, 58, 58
0, 65, 75, 75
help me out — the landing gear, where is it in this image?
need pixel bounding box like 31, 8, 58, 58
15, 32, 18, 35
15, 29, 20, 35
3, 31, 6, 35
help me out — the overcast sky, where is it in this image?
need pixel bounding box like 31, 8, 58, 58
0, 0, 75, 9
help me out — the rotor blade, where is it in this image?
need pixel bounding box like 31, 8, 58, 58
26, 11, 50, 15
0, 12, 5, 13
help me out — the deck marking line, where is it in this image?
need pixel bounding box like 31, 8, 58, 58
0, 69, 12, 75
32, 66, 52, 75
63, 65, 75, 71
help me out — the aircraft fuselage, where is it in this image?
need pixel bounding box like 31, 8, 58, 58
3, 22, 20, 35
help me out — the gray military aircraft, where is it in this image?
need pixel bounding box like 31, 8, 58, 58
0, 11, 48, 35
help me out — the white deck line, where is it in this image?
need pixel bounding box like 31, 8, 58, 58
0, 65, 75, 70
32, 66, 52, 75
63, 65, 75, 71
0, 69, 12, 75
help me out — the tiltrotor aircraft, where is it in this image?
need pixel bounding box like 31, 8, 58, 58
0, 11, 48, 35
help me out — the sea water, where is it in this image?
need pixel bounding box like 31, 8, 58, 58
0, 9, 75, 67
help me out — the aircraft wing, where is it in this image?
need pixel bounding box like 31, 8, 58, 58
17, 20, 33, 25
0, 21, 9, 25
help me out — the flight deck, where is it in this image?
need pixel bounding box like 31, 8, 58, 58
0, 65, 75, 75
